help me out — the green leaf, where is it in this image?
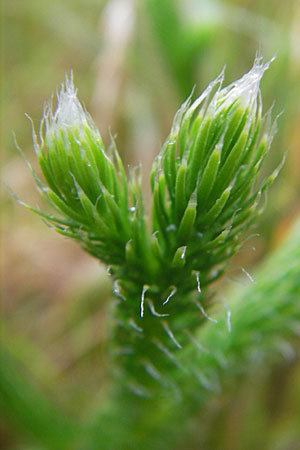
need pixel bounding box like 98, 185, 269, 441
197, 148, 221, 210
212, 130, 248, 201
187, 116, 211, 194
200, 186, 231, 226
177, 201, 196, 245
174, 163, 187, 221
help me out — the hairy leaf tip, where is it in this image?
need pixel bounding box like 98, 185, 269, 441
219, 55, 275, 110
46, 72, 89, 134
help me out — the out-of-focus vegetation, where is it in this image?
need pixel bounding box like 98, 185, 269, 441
1, 0, 300, 449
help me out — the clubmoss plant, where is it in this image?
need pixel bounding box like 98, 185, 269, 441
2, 220, 300, 450
24, 57, 283, 397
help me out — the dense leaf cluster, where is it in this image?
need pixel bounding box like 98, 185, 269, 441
24, 59, 283, 395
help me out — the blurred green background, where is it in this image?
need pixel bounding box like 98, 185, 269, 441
2, 0, 300, 448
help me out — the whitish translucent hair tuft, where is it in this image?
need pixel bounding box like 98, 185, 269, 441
218, 55, 275, 111
46, 72, 89, 133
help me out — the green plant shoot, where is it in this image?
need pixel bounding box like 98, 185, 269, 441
25, 57, 282, 397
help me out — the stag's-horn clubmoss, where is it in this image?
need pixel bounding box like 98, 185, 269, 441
24, 57, 283, 396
